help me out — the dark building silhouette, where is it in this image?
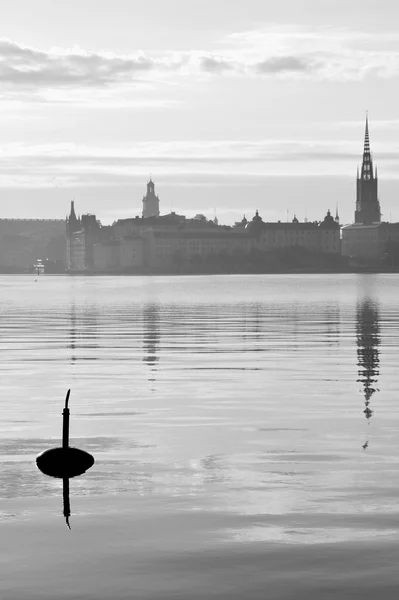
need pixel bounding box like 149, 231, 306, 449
356, 298, 380, 421
66, 200, 80, 236
355, 115, 381, 225
0, 218, 65, 271
66, 201, 113, 271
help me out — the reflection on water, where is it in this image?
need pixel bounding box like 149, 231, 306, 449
142, 303, 160, 382
63, 476, 70, 527
1, 274, 399, 548
69, 302, 77, 364
69, 302, 99, 364
356, 298, 380, 425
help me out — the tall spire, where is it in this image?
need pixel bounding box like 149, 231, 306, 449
355, 113, 381, 224
360, 112, 373, 181
69, 200, 77, 221
364, 111, 370, 155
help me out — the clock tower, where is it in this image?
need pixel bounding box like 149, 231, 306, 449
142, 178, 160, 219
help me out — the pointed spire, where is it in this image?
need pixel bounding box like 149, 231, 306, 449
355, 112, 381, 224
364, 111, 370, 155
360, 112, 373, 181
69, 200, 77, 221
335, 203, 339, 223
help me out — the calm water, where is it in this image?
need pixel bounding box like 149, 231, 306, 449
1, 274, 399, 599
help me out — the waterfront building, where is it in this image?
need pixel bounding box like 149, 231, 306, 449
92, 235, 145, 272
342, 115, 399, 264
342, 222, 399, 262
66, 179, 342, 273
319, 209, 341, 254
246, 209, 341, 255
66, 201, 86, 271
66, 229, 86, 272
66, 201, 113, 271
113, 212, 185, 239
233, 216, 248, 231
144, 229, 252, 270
0, 218, 65, 271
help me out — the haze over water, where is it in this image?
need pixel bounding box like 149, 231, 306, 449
1, 274, 399, 599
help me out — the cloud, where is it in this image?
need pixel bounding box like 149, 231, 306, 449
255, 56, 313, 74
3, 25, 399, 103
1, 137, 398, 188
219, 25, 399, 80
0, 39, 182, 89
200, 56, 236, 74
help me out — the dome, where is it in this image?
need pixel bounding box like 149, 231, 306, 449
246, 210, 264, 234
319, 209, 339, 229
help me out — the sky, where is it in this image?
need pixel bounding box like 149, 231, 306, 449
1, 0, 399, 225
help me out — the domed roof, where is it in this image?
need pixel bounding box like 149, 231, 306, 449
319, 209, 339, 229
246, 210, 264, 234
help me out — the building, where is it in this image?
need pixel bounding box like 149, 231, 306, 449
66, 178, 342, 273
342, 222, 399, 263
355, 115, 381, 225
66, 229, 86, 272
92, 235, 145, 272
142, 179, 160, 218
113, 211, 186, 239
0, 218, 65, 271
66, 201, 113, 271
66, 201, 85, 271
342, 115, 399, 264
145, 229, 252, 270
319, 209, 341, 254
246, 209, 341, 255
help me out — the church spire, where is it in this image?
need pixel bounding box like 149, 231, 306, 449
360, 112, 374, 181
364, 111, 370, 155
69, 200, 77, 221
355, 113, 381, 224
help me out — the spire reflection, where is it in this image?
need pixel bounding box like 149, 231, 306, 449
69, 302, 77, 364
356, 298, 380, 425
142, 303, 160, 381
68, 302, 98, 364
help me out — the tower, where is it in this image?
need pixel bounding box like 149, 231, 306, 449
66, 200, 80, 235
142, 178, 160, 219
335, 204, 340, 224
66, 201, 85, 271
355, 114, 381, 224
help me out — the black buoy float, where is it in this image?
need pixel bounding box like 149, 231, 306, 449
36, 389, 95, 528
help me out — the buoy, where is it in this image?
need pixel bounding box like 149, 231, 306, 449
36, 389, 95, 528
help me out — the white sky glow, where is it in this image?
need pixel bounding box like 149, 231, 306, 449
1, 0, 399, 224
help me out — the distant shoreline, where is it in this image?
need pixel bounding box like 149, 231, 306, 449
3, 268, 399, 276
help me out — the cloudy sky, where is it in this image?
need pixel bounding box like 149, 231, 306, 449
1, 0, 399, 224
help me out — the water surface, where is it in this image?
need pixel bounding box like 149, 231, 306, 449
1, 274, 399, 599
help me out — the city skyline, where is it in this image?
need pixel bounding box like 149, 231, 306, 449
2, 0, 399, 224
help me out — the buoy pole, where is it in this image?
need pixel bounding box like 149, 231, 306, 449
63, 389, 71, 450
